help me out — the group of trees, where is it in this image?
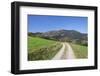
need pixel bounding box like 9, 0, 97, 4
59, 38, 88, 46
71, 39, 88, 46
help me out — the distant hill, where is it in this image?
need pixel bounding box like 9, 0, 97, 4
28, 29, 88, 46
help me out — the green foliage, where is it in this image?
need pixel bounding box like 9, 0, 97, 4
28, 32, 34, 37
70, 43, 88, 58
71, 39, 88, 46
28, 36, 62, 61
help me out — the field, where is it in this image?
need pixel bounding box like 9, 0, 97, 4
28, 36, 62, 61
70, 43, 88, 58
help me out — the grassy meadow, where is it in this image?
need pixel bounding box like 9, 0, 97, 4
28, 36, 62, 61
70, 43, 88, 58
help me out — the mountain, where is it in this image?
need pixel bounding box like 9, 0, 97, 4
28, 29, 87, 45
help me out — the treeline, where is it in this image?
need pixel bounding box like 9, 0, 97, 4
28, 32, 88, 46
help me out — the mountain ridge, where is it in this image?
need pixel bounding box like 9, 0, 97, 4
28, 29, 87, 45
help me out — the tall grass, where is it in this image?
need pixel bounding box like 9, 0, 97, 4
28, 36, 62, 61
70, 43, 88, 58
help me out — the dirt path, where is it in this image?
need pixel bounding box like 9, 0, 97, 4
66, 43, 76, 59
52, 42, 75, 60
52, 43, 65, 60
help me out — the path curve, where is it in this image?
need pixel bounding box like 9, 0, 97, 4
52, 42, 75, 60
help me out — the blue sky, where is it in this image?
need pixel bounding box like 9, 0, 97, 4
28, 15, 88, 33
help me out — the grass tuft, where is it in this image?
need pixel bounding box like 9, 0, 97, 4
70, 43, 88, 58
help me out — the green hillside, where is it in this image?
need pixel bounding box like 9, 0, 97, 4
70, 43, 88, 58
28, 36, 62, 61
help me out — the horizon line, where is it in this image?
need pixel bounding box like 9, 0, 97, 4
28, 29, 87, 34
